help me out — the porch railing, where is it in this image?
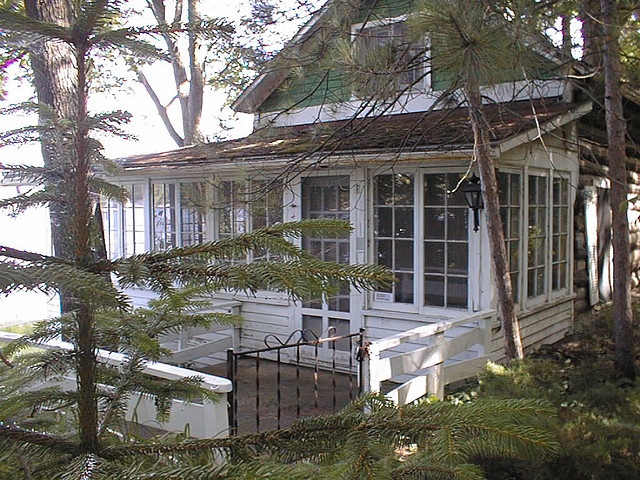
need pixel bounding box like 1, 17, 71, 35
226, 328, 365, 435
363, 309, 495, 405
0, 331, 232, 438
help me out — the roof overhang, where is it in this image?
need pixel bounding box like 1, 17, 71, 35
115, 99, 592, 178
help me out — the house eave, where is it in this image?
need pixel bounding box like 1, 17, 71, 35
496, 101, 592, 154
117, 147, 478, 179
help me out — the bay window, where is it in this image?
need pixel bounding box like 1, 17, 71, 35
371, 168, 572, 312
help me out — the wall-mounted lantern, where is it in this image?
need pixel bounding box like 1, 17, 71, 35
462, 173, 483, 232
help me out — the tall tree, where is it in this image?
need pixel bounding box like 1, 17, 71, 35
24, 0, 79, 307
138, 0, 213, 146
410, 0, 532, 360
0, 0, 393, 471
600, 0, 635, 380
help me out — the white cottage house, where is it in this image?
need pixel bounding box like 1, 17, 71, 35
104, 0, 640, 397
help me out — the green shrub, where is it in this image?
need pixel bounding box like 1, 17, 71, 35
471, 310, 640, 480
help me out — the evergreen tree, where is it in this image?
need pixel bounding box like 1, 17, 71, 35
599, 0, 635, 380
0, 0, 393, 475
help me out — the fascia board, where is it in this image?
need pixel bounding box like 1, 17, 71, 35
496, 101, 592, 155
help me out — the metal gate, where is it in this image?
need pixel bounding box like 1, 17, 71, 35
226, 328, 365, 435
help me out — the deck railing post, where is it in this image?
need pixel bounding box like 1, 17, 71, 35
226, 348, 237, 436
363, 341, 381, 395
357, 328, 366, 395
430, 331, 446, 399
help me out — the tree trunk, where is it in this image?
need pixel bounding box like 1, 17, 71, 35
24, 0, 77, 271
580, 0, 604, 70
186, 0, 204, 144
600, 0, 635, 380
25, 0, 100, 451
144, 0, 205, 146
466, 86, 524, 361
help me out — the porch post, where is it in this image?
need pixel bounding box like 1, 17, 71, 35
226, 348, 237, 436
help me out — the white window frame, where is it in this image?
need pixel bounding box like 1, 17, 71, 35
369, 166, 477, 315
299, 175, 353, 348
151, 180, 208, 251
519, 169, 573, 310
101, 182, 150, 259
550, 172, 572, 300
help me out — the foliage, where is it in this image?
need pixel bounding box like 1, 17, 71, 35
0, 1, 394, 477
472, 305, 640, 479
58, 394, 557, 480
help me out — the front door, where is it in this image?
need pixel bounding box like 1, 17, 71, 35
301, 176, 352, 351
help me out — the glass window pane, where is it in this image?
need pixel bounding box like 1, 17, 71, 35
424, 174, 446, 205
395, 207, 413, 238
303, 315, 323, 338
424, 208, 445, 239
448, 208, 468, 240
448, 242, 468, 275
447, 276, 468, 307
394, 174, 414, 205
376, 207, 393, 237
424, 241, 445, 274
376, 175, 393, 205
376, 239, 393, 268
396, 273, 414, 303
328, 318, 351, 350
424, 274, 444, 306
395, 240, 414, 270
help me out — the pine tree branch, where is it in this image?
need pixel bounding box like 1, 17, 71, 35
0, 423, 77, 454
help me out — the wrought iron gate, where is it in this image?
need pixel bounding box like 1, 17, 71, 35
226, 328, 365, 435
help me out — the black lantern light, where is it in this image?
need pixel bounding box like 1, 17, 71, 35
462, 173, 483, 232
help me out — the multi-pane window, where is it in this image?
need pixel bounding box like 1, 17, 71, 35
101, 184, 146, 259
249, 180, 284, 230
219, 180, 248, 239
374, 173, 415, 303
423, 173, 468, 308
103, 178, 283, 260
353, 21, 423, 90
153, 182, 206, 250
498, 172, 521, 302
179, 183, 207, 246
552, 176, 569, 291
218, 180, 283, 262
527, 175, 548, 299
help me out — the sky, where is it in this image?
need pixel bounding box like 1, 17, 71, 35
0, 0, 317, 326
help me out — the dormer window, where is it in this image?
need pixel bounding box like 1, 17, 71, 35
352, 19, 424, 96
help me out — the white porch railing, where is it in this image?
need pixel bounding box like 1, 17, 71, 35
0, 332, 232, 439
363, 310, 496, 405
